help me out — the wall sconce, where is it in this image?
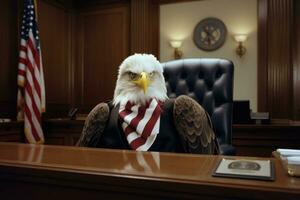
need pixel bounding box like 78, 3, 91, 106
234, 34, 248, 57
169, 40, 183, 59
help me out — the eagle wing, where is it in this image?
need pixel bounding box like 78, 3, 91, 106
173, 95, 215, 154
77, 103, 110, 147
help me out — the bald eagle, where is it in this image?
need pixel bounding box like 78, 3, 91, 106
77, 54, 217, 154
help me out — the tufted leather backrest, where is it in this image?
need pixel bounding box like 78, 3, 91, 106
162, 58, 234, 146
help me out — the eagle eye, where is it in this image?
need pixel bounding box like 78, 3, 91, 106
149, 72, 155, 77
128, 72, 139, 80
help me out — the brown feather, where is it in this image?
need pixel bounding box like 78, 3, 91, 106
173, 95, 215, 154
77, 103, 110, 147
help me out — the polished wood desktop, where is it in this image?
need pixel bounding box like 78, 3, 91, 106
0, 142, 299, 200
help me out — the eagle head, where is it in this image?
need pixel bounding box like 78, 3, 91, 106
113, 54, 168, 106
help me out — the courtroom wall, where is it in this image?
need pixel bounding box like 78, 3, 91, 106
1, 0, 298, 121
0, 0, 18, 118
160, 0, 258, 112
0, 0, 132, 118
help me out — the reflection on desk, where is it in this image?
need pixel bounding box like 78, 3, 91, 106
0, 142, 299, 200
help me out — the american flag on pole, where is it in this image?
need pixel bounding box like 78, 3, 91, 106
17, 0, 45, 144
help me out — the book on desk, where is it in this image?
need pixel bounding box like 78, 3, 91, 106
273, 149, 300, 177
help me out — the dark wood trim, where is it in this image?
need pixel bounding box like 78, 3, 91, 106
68, 11, 77, 109
232, 123, 300, 157
39, 0, 74, 10
268, 0, 293, 119
257, 0, 294, 120
2, 119, 300, 158
158, 0, 200, 5
74, 0, 129, 9
75, 10, 84, 111
0, 122, 23, 143
293, 0, 300, 119
77, 4, 130, 112
130, 0, 149, 54
130, 0, 159, 57
0, 0, 19, 119
257, 0, 268, 112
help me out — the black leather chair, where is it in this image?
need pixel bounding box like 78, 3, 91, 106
162, 58, 236, 155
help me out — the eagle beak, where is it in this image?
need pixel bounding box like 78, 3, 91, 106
133, 72, 149, 94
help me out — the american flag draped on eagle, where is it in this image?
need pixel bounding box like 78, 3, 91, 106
77, 54, 217, 154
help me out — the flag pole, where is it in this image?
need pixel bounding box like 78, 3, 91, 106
34, 0, 38, 20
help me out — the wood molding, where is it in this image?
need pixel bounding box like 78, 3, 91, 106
68, 11, 77, 109
2, 120, 300, 158
0, 0, 19, 118
158, 0, 200, 4
74, 0, 129, 9
257, 0, 268, 112
267, 0, 293, 119
293, 0, 300, 119
130, 0, 159, 57
233, 123, 300, 157
39, 0, 74, 117
77, 5, 130, 112
38, 0, 74, 10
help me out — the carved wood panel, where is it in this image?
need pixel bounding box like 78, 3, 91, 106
130, 0, 159, 57
257, 0, 268, 113
77, 5, 130, 112
267, 0, 293, 119
293, 0, 300, 119
258, 0, 294, 120
38, 0, 73, 117
0, 0, 18, 118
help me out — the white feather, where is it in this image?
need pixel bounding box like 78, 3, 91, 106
113, 54, 168, 106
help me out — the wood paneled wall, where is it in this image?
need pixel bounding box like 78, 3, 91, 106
0, 0, 18, 118
267, 0, 293, 119
257, 0, 268, 114
293, 0, 300, 119
258, 0, 299, 121
38, 1, 74, 117
130, 0, 159, 56
39, 0, 131, 114
1, 0, 299, 121
0, 0, 161, 118
77, 5, 130, 112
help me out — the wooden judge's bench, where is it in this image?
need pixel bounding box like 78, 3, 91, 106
1, 120, 300, 157
0, 142, 299, 200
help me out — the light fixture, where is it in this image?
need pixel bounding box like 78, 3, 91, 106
169, 40, 183, 59
234, 34, 248, 57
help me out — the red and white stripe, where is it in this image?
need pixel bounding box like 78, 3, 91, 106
119, 99, 162, 151
17, 30, 45, 144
